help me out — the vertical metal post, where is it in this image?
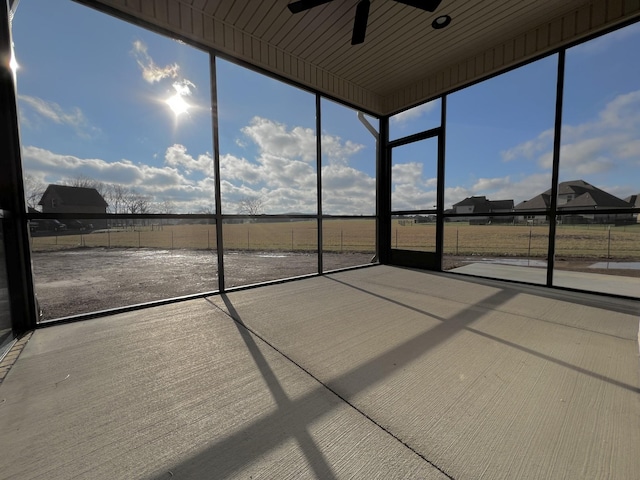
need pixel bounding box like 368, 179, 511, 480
546, 50, 565, 287
0, 0, 38, 332
210, 56, 225, 291
377, 117, 391, 263
315, 94, 323, 273
435, 95, 447, 270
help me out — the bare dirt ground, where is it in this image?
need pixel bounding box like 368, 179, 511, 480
33, 248, 637, 321
32, 248, 373, 320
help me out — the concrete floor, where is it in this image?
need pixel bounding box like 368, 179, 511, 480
1, 266, 638, 479
450, 262, 640, 298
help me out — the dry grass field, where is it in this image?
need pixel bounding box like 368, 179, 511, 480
395, 222, 640, 260
31, 219, 377, 253
28, 220, 639, 319
30, 219, 639, 260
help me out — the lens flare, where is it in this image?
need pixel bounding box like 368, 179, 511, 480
165, 93, 189, 116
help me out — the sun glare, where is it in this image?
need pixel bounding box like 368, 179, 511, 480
165, 93, 190, 116
9, 56, 19, 73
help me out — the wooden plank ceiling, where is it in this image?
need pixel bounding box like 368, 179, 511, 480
87, 0, 640, 116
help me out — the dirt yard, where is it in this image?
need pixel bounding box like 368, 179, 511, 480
32, 248, 374, 320
32, 247, 637, 321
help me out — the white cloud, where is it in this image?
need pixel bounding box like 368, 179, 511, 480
20, 145, 208, 212
571, 22, 640, 55
392, 162, 423, 186
322, 163, 376, 214
131, 40, 180, 83
391, 162, 439, 210
471, 176, 512, 192
391, 100, 439, 125
165, 144, 212, 175
501, 129, 553, 161
20, 114, 372, 215
501, 89, 640, 197
241, 117, 317, 163
322, 136, 364, 165
18, 95, 99, 137
172, 79, 195, 97
221, 117, 371, 213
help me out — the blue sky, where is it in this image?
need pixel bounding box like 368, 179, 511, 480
11, 0, 640, 215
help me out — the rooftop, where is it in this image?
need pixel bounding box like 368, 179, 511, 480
86, 0, 640, 115
39, 184, 108, 208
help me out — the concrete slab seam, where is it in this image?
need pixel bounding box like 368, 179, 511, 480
203, 297, 456, 480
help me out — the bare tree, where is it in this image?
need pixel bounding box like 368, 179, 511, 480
197, 204, 216, 215
196, 204, 216, 224
23, 173, 46, 210
65, 175, 108, 200
125, 191, 152, 215
106, 184, 128, 215
237, 196, 264, 216
157, 198, 176, 214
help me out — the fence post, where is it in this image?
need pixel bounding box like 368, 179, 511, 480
171, 230, 174, 250
341, 229, 343, 252
456, 228, 459, 255
138, 231, 141, 248
291, 230, 294, 251
247, 229, 250, 250
607, 226, 611, 258
395, 228, 398, 248
528, 228, 532, 266
108, 230, 110, 248
207, 229, 210, 250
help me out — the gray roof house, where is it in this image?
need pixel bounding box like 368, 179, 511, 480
623, 194, 640, 223
451, 196, 514, 223
515, 180, 633, 224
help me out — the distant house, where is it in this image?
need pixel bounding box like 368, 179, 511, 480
623, 194, 640, 223
38, 185, 108, 229
515, 180, 633, 224
451, 196, 514, 224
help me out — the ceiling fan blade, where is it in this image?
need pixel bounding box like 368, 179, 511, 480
287, 0, 333, 14
351, 0, 370, 45
393, 0, 442, 12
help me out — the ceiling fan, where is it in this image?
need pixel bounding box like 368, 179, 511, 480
287, 0, 443, 45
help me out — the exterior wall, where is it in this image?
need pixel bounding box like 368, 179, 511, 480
41, 203, 108, 230
455, 205, 474, 214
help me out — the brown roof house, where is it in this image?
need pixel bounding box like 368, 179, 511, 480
515, 180, 633, 224
38, 184, 108, 229
451, 196, 514, 224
